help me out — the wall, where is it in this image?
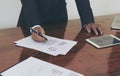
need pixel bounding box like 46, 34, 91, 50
0, 0, 120, 29
0, 0, 21, 29
66, 0, 120, 19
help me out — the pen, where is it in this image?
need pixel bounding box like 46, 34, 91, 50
30, 28, 48, 41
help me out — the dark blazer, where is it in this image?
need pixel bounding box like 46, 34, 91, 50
18, 0, 94, 36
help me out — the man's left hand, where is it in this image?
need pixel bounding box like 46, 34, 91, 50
84, 23, 104, 35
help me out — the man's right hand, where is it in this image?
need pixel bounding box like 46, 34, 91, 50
31, 26, 47, 42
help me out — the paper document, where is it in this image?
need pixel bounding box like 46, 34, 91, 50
15, 35, 77, 56
1, 57, 84, 76
111, 15, 120, 30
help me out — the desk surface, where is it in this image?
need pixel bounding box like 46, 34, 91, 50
0, 14, 120, 76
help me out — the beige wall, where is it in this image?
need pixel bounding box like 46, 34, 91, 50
66, 0, 120, 19
0, 0, 21, 29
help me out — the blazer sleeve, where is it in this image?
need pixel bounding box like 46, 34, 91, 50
20, 0, 40, 27
75, 0, 95, 26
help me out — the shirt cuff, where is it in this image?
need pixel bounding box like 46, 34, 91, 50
83, 24, 87, 28
30, 25, 41, 33
32, 25, 41, 29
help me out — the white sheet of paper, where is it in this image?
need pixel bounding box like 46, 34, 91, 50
1, 57, 84, 76
15, 36, 77, 56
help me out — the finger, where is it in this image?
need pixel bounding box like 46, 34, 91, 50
85, 24, 91, 33
90, 24, 99, 35
34, 27, 45, 35
31, 32, 46, 42
37, 27, 45, 35
93, 28, 98, 35
97, 24, 104, 35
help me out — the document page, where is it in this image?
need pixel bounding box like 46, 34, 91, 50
1, 57, 84, 76
15, 36, 77, 56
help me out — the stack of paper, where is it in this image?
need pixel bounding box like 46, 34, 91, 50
15, 36, 77, 56
1, 57, 84, 76
111, 15, 120, 30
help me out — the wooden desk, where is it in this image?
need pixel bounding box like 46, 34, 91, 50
0, 14, 120, 76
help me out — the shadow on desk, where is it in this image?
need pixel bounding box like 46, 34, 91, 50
19, 24, 93, 67
108, 32, 120, 76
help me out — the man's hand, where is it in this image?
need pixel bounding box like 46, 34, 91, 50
84, 23, 104, 35
31, 26, 46, 42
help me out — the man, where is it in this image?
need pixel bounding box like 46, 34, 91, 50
18, 0, 104, 42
